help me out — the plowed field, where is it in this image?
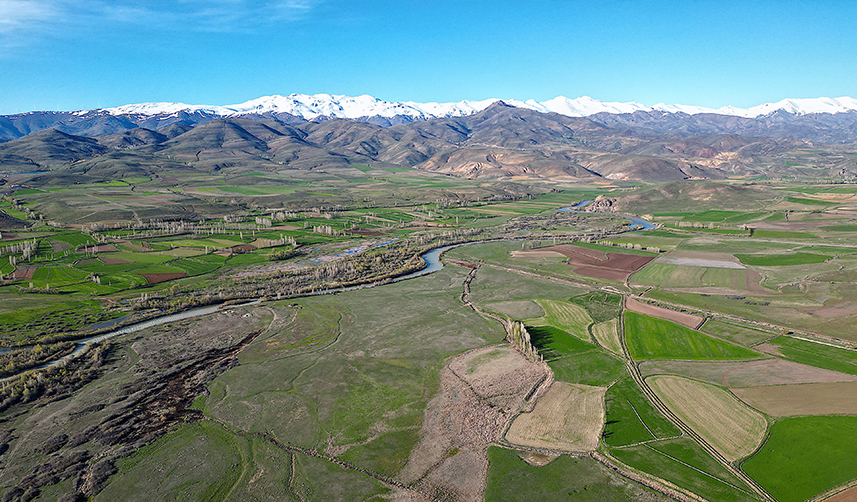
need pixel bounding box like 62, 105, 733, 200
625, 297, 703, 329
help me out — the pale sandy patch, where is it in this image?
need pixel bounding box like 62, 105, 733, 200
733, 381, 857, 417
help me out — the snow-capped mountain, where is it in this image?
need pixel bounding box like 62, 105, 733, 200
98, 94, 857, 121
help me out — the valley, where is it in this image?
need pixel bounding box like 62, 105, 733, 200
2, 102, 857, 502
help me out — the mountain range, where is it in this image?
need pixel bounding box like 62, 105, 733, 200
4, 94, 857, 143
4, 99, 855, 184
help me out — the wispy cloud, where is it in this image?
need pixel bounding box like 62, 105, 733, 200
0, 0, 322, 53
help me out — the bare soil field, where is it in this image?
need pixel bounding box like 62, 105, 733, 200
639, 358, 857, 388
138, 272, 188, 284
603, 253, 656, 272
101, 257, 132, 265
647, 375, 767, 462
592, 318, 622, 355
655, 250, 747, 269
398, 345, 548, 502
534, 244, 607, 263
504, 381, 605, 452
573, 266, 630, 282
733, 381, 857, 416
825, 485, 857, 502
8, 265, 36, 280
625, 297, 704, 329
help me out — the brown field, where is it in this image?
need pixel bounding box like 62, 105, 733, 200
647, 375, 767, 462
733, 381, 857, 417
504, 382, 605, 452
518, 244, 653, 281
138, 272, 188, 284
639, 358, 857, 388
79, 243, 117, 253
625, 297, 704, 329
573, 266, 630, 282
591, 318, 622, 355
8, 265, 36, 280
825, 485, 857, 502
101, 257, 132, 265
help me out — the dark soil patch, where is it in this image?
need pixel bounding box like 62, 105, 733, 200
138, 272, 187, 284
100, 257, 132, 265
573, 266, 631, 282
9, 266, 37, 280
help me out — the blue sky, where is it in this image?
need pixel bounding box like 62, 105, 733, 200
0, 0, 855, 114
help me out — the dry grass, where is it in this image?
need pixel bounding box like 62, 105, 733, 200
591, 318, 622, 355
639, 358, 857, 388
733, 382, 857, 417
504, 382, 605, 452
647, 375, 767, 462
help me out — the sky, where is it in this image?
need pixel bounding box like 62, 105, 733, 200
0, 0, 855, 114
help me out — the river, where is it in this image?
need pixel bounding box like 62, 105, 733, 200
3, 205, 655, 380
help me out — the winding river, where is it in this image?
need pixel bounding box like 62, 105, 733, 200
3, 206, 655, 380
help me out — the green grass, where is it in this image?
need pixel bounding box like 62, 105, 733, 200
735, 252, 831, 266
603, 376, 681, 447
547, 348, 624, 386
525, 325, 594, 360
527, 299, 593, 341
48, 231, 96, 248
609, 438, 755, 502
632, 263, 759, 290
743, 416, 857, 502
752, 229, 816, 239
171, 254, 227, 276
699, 319, 775, 346
29, 265, 89, 288
570, 290, 623, 323
787, 196, 838, 206
821, 224, 857, 232
624, 312, 759, 361
485, 446, 672, 502
682, 210, 743, 222
768, 335, 857, 375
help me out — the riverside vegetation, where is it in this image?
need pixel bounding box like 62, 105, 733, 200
4, 163, 857, 501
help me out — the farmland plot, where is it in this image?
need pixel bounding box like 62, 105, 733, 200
625, 297, 703, 329
527, 299, 593, 341
647, 375, 766, 462
624, 311, 758, 361
733, 381, 857, 416
591, 318, 622, 355
505, 382, 605, 451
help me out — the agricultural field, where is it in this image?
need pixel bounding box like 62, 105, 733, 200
646, 375, 767, 461
8, 173, 857, 502
624, 311, 759, 361
505, 382, 605, 451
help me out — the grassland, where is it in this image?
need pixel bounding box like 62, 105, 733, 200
591, 318, 622, 355
743, 416, 857, 502
735, 252, 831, 266
603, 376, 681, 447
526, 299, 593, 341
484, 447, 672, 502
699, 319, 776, 346
766, 335, 857, 375
647, 375, 766, 462
624, 312, 759, 361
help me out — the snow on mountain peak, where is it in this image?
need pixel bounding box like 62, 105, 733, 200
97, 94, 857, 122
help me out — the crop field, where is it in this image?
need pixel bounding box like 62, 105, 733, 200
732, 381, 857, 416
624, 311, 759, 361
505, 382, 605, 451
625, 297, 704, 329
762, 335, 857, 375
631, 262, 764, 293
602, 376, 681, 447
743, 416, 857, 502
647, 375, 766, 461
547, 348, 625, 386
526, 299, 593, 341
639, 357, 857, 388
526, 325, 594, 360
484, 447, 672, 502
591, 318, 622, 355
608, 438, 756, 502
699, 319, 776, 346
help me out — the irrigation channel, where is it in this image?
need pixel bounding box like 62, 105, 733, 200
3, 206, 655, 381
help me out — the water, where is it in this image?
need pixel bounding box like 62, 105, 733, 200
559, 201, 655, 232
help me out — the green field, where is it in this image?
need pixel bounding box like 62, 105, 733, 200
485, 446, 672, 502
735, 252, 831, 266
631, 262, 760, 290
624, 311, 759, 361
609, 438, 755, 502
767, 335, 857, 375
699, 319, 776, 346
525, 325, 594, 360
603, 376, 681, 447
743, 416, 857, 502
547, 348, 624, 386
527, 299, 593, 341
